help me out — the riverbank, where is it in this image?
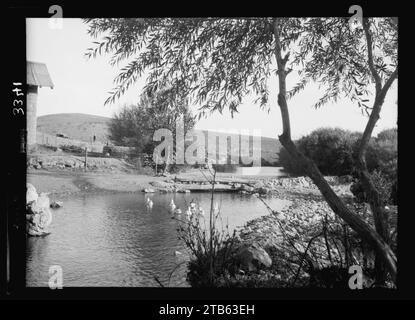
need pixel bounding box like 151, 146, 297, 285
27, 165, 352, 196
27, 169, 163, 196
28, 166, 381, 288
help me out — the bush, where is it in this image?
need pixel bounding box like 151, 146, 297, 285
299, 128, 359, 176
351, 170, 396, 205
177, 208, 239, 287
279, 128, 361, 176
60, 144, 85, 154
280, 127, 397, 177
279, 127, 397, 204
366, 128, 397, 178
350, 128, 397, 205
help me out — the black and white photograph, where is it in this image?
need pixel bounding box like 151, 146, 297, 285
3, 3, 410, 307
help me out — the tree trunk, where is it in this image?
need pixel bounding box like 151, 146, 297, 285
272, 18, 397, 284
164, 146, 171, 174
279, 134, 397, 282
355, 18, 398, 285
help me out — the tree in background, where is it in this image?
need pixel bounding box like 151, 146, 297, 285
279, 127, 397, 207
280, 127, 397, 177
85, 17, 397, 284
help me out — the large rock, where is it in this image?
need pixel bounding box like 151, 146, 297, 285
26, 185, 53, 236
256, 187, 270, 195
150, 181, 172, 189
50, 201, 63, 208
235, 243, 272, 272
26, 183, 38, 204
241, 185, 255, 193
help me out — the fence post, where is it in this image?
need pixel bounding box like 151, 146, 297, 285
155, 154, 158, 175
84, 147, 88, 171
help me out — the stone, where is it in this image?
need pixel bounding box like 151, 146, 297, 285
256, 187, 269, 195
241, 185, 255, 193
143, 188, 156, 193
50, 201, 63, 208
150, 181, 171, 188
26, 183, 38, 204
235, 243, 272, 272
177, 189, 191, 193
26, 190, 53, 236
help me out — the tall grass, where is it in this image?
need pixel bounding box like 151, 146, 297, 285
176, 166, 239, 287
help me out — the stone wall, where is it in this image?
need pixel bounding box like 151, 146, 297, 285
37, 132, 104, 153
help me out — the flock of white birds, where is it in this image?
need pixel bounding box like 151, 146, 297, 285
144, 197, 219, 257
145, 197, 213, 219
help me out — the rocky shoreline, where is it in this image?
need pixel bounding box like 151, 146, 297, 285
27, 167, 397, 287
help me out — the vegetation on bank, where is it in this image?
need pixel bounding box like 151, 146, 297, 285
175, 168, 397, 288
279, 127, 397, 205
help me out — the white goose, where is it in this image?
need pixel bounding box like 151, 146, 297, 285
185, 206, 193, 218
146, 197, 153, 210
190, 200, 196, 210
198, 206, 205, 216
169, 199, 176, 212
213, 202, 220, 213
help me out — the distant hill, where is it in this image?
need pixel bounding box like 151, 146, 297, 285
37, 113, 282, 164
37, 113, 110, 143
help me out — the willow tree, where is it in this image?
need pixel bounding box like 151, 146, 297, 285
287, 17, 398, 284
84, 17, 397, 283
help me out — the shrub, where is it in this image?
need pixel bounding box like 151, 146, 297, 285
351, 128, 397, 205
279, 128, 360, 176
300, 128, 360, 176
60, 144, 85, 154
175, 169, 240, 287
279, 127, 397, 204
351, 170, 396, 205
280, 127, 397, 177
366, 128, 397, 178
177, 206, 239, 287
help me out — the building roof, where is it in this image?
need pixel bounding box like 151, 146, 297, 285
27, 61, 54, 88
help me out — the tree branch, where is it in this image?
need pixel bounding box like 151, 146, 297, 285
272, 17, 397, 284
357, 18, 398, 285
272, 18, 291, 141
363, 18, 382, 93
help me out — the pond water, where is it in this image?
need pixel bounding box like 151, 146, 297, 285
26, 192, 290, 287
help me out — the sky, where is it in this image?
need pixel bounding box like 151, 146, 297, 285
26, 18, 398, 140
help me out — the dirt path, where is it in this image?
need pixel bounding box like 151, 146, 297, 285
26, 166, 281, 197
27, 169, 164, 196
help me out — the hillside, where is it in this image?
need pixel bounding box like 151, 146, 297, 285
37, 113, 282, 164
37, 113, 110, 143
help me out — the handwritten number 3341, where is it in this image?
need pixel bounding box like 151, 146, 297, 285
12, 82, 24, 116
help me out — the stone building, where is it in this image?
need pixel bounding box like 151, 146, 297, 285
27, 61, 54, 152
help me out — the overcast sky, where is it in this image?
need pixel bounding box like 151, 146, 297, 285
26, 18, 398, 139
